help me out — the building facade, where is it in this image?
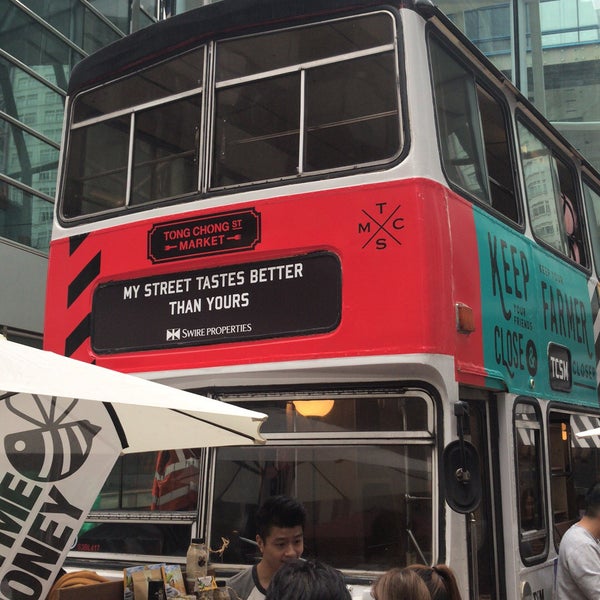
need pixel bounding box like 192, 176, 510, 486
0, 0, 161, 343
0, 0, 598, 344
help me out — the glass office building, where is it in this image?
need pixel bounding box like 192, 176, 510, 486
438, 0, 600, 170
0, 0, 160, 342
0, 0, 598, 341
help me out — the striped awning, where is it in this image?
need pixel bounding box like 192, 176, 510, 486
572, 414, 600, 449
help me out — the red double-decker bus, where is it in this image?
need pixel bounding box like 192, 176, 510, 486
45, 1, 600, 597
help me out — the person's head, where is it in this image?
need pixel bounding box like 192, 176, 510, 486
265, 559, 351, 600
406, 565, 462, 600
255, 496, 306, 573
584, 482, 600, 519
371, 568, 431, 600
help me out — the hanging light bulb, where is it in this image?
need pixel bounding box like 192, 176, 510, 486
293, 400, 335, 418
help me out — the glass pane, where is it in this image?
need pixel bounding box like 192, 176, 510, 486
584, 179, 600, 273
0, 58, 65, 145
0, 0, 82, 89
63, 115, 130, 218
75, 522, 192, 556
73, 48, 204, 122
233, 396, 429, 434
438, 2, 513, 79
515, 403, 547, 561
477, 86, 519, 222
305, 52, 399, 171
517, 121, 569, 255
0, 181, 52, 252
212, 74, 300, 187
216, 13, 394, 81
16, 0, 122, 54
87, 0, 130, 34
131, 95, 201, 204
211, 444, 433, 570
0, 117, 59, 196
430, 39, 489, 203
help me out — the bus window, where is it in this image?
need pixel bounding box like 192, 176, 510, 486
211, 12, 400, 188
430, 38, 519, 222
74, 449, 202, 557
476, 86, 519, 222
131, 95, 203, 205
549, 411, 600, 547
209, 391, 433, 571
63, 115, 130, 217
514, 402, 547, 563
583, 177, 600, 273
517, 120, 588, 267
64, 48, 205, 217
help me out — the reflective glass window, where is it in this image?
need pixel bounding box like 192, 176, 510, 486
0, 180, 53, 252
75, 449, 201, 556
514, 402, 547, 563
0, 117, 59, 196
131, 95, 202, 205
583, 178, 600, 273
430, 37, 519, 223
0, 0, 83, 87
305, 52, 399, 172
17, 0, 122, 54
63, 115, 130, 217
212, 444, 432, 570
211, 12, 400, 188
212, 74, 300, 187
518, 120, 587, 265
216, 13, 394, 81
73, 48, 204, 122
210, 392, 433, 570
0, 58, 65, 145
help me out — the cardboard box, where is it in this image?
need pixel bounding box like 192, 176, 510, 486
57, 580, 122, 600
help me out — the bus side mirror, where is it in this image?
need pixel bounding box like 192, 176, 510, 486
443, 439, 482, 513
442, 402, 482, 513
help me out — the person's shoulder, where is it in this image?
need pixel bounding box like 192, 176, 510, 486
561, 523, 597, 549
229, 566, 255, 589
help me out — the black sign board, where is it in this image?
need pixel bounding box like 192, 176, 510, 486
92, 253, 341, 354
147, 208, 260, 263
548, 343, 572, 392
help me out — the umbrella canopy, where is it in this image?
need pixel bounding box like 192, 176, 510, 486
0, 336, 266, 450
0, 336, 265, 599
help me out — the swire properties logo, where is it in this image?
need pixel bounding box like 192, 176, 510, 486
166, 328, 181, 341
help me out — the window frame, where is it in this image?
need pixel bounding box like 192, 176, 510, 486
546, 406, 600, 551
208, 11, 402, 190
427, 28, 524, 230
516, 112, 591, 272
513, 397, 549, 566
205, 386, 439, 571
62, 46, 208, 220
58, 9, 408, 225
582, 173, 600, 275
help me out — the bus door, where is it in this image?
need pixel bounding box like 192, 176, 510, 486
463, 393, 503, 600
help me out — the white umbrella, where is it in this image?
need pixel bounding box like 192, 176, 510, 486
0, 335, 266, 450
0, 336, 265, 599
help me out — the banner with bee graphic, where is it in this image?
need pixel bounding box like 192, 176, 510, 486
0, 393, 123, 600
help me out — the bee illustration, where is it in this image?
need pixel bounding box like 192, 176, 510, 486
4, 395, 101, 483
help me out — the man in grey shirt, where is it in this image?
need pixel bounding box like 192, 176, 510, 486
228, 496, 306, 600
556, 482, 600, 599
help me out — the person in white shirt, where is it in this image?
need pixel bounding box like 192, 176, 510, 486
556, 482, 600, 599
